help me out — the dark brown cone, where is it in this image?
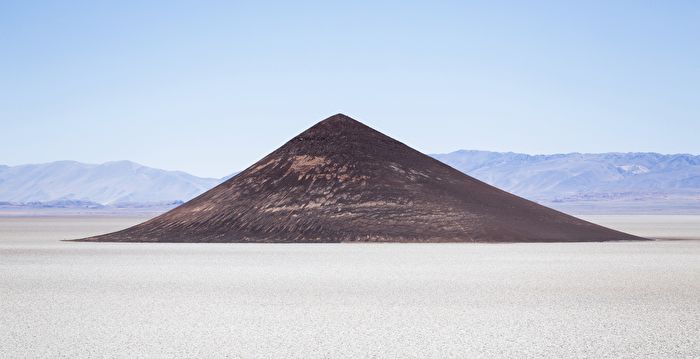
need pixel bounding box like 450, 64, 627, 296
79, 114, 646, 242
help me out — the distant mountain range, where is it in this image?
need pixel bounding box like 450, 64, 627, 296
0, 161, 219, 207
1, 151, 699, 213
433, 151, 700, 213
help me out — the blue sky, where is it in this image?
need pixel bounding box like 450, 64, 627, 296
1, 1, 698, 177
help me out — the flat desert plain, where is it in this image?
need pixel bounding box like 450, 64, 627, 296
1, 215, 699, 358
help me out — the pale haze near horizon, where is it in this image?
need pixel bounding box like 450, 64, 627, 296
1, 1, 698, 177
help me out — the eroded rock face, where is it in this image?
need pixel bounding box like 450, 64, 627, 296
80, 114, 645, 242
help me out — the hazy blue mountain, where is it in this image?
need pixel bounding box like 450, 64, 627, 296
2, 152, 699, 213
220, 172, 240, 182
0, 160, 219, 205
432, 150, 700, 213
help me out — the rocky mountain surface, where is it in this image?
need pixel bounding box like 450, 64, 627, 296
80, 114, 643, 242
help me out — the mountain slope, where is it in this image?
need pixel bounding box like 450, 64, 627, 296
432, 150, 700, 208
80, 114, 643, 242
0, 160, 219, 205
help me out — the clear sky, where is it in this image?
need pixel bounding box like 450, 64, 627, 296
1, 1, 698, 178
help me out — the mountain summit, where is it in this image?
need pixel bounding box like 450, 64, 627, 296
80, 114, 644, 242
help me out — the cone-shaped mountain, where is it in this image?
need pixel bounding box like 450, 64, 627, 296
80, 114, 645, 242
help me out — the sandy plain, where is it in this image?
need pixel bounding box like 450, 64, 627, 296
1, 215, 699, 358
